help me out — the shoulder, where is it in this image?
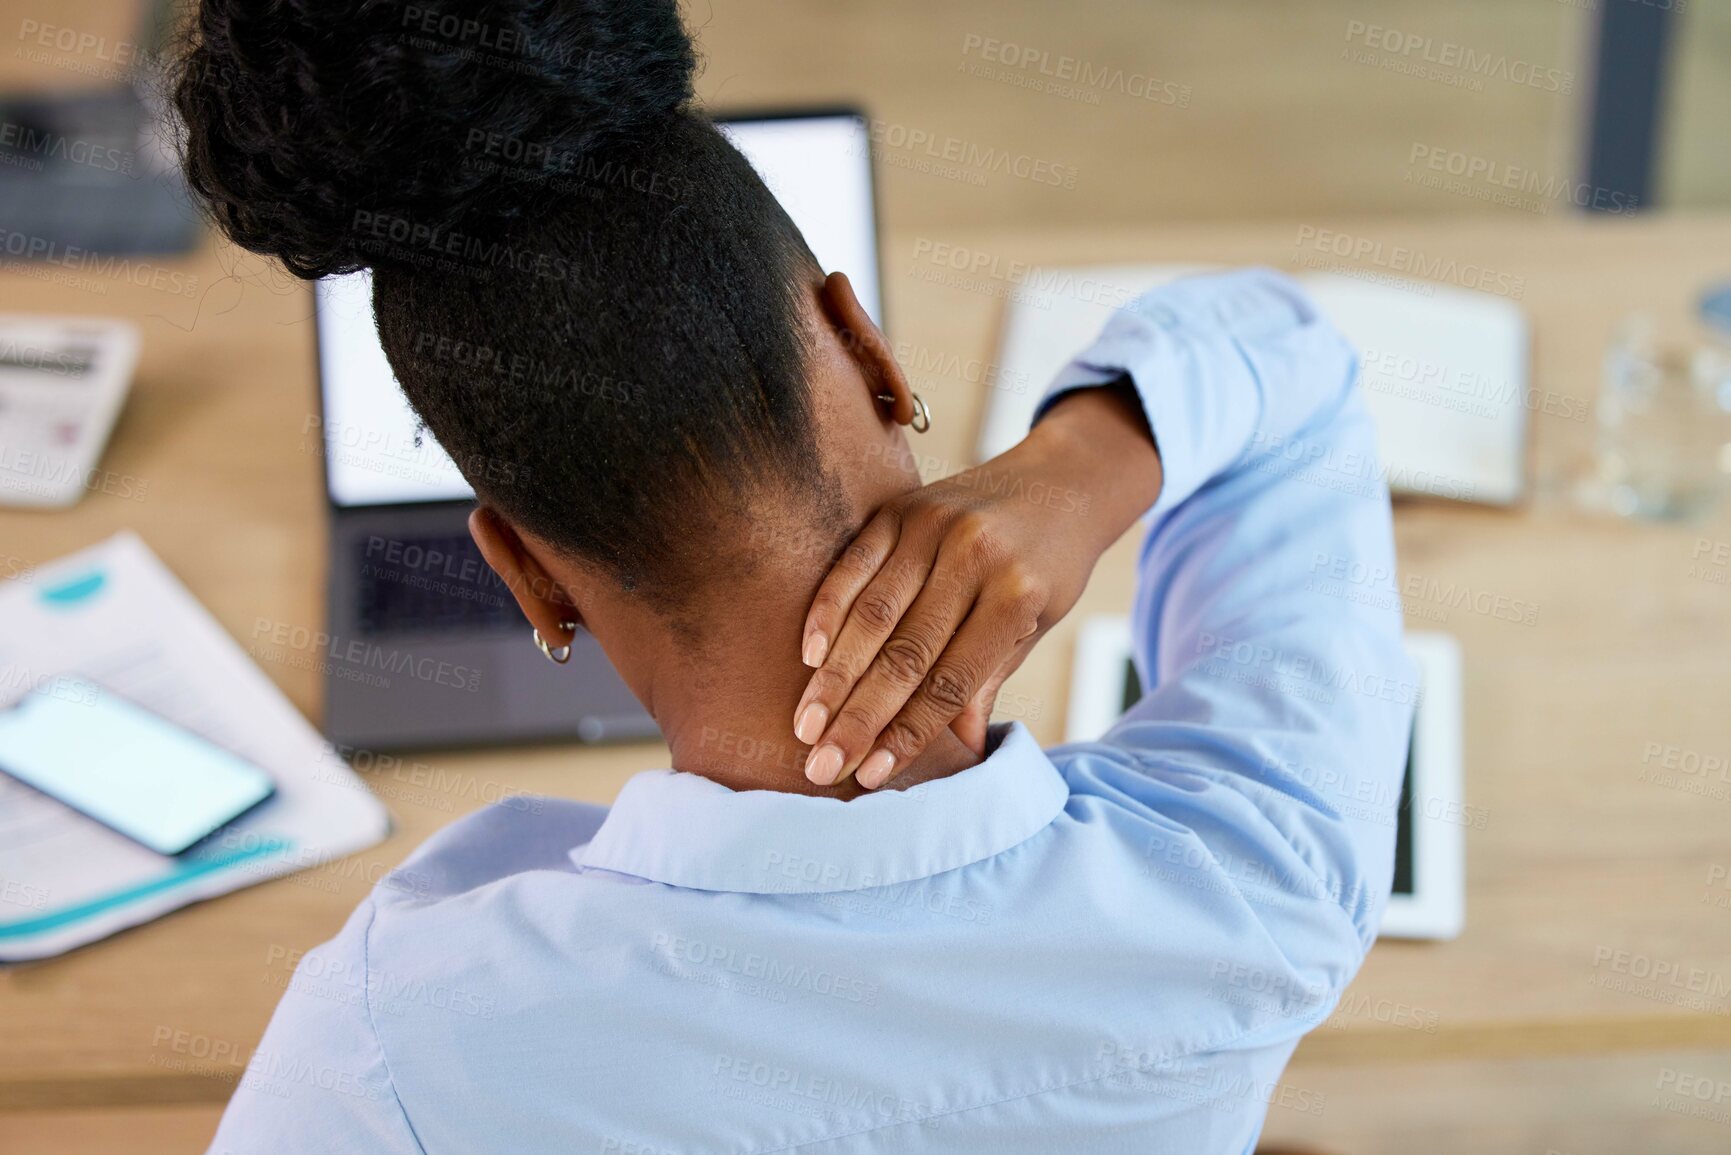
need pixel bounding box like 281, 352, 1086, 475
213, 897, 426, 1151
373, 796, 609, 907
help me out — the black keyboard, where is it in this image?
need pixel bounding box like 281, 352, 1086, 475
354, 534, 521, 637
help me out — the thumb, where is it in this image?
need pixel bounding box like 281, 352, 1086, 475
949, 670, 1007, 756
950, 641, 1031, 755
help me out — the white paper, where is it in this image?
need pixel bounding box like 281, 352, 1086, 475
979, 264, 1530, 506
0, 532, 389, 961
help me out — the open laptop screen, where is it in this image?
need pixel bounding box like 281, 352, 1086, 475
315, 111, 882, 509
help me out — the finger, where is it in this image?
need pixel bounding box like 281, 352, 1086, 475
801, 552, 978, 786
819, 567, 1033, 787
949, 639, 1029, 755
794, 533, 954, 751
808, 582, 975, 788
949, 696, 992, 759
850, 594, 1038, 789
800, 507, 901, 669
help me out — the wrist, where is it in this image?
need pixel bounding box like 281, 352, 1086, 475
1018, 382, 1163, 546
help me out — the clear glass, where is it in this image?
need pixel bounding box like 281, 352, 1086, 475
1588, 315, 1731, 521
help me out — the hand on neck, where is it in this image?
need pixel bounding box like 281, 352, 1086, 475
649, 541, 983, 798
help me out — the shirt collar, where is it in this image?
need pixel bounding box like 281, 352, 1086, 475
570, 723, 1068, 894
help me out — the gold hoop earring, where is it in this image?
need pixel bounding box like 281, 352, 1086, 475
533, 620, 579, 665
875, 392, 933, 434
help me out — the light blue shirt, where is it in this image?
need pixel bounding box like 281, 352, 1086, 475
211, 269, 1414, 1154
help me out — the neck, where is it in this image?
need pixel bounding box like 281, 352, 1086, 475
656, 599, 979, 799
573, 429, 979, 797
645, 564, 980, 800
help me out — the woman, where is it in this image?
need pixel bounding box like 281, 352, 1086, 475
175, 2, 1412, 1151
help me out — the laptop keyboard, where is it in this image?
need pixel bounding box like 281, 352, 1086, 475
354, 534, 521, 638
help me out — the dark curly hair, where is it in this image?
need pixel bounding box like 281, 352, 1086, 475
172, 0, 836, 602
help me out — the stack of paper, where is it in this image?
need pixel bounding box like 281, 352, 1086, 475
0, 532, 389, 961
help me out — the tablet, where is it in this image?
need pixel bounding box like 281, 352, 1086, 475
1065, 617, 1465, 940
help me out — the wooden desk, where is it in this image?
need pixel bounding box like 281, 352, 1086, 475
2, 216, 1730, 1150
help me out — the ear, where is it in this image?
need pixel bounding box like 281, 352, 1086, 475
820, 271, 914, 427
468, 506, 582, 646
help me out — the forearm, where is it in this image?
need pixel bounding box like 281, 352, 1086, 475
1008, 378, 1163, 557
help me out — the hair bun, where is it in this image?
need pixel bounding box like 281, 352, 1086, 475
174, 0, 696, 278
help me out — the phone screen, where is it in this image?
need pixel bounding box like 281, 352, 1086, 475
0, 677, 275, 856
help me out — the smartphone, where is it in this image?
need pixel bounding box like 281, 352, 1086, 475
0, 676, 275, 856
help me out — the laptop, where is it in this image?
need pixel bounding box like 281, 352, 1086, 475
312, 109, 883, 751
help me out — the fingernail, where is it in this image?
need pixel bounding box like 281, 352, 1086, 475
794, 701, 828, 745
858, 749, 896, 789
794, 677, 818, 721
802, 631, 829, 668
805, 744, 844, 786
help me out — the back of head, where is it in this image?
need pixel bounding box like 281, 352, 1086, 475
173, 0, 838, 604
